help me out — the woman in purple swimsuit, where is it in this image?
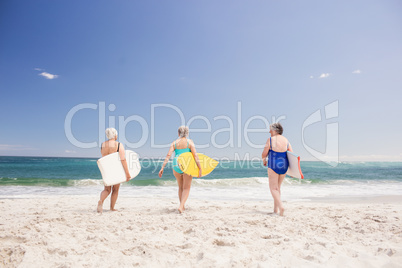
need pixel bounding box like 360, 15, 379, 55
262, 123, 293, 216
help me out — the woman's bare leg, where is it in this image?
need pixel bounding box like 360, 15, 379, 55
268, 168, 285, 216
110, 184, 120, 211
278, 174, 286, 216
267, 169, 278, 213
97, 186, 111, 213
173, 170, 184, 204
278, 174, 285, 195
178, 173, 193, 213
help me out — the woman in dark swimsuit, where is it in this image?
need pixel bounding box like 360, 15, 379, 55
262, 123, 293, 216
97, 128, 130, 213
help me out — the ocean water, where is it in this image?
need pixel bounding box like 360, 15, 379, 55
0, 156, 401, 201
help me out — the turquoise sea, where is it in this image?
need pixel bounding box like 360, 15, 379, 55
0, 156, 402, 201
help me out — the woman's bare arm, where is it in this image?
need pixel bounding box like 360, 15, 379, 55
118, 145, 131, 181
101, 142, 108, 157
262, 138, 270, 159
159, 143, 175, 178
287, 141, 293, 152
262, 138, 270, 166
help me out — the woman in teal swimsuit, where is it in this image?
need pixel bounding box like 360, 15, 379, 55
159, 126, 202, 213
261, 123, 293, 216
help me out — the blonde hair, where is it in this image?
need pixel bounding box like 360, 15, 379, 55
178, 126, 189, 138
105, 128, 118, 140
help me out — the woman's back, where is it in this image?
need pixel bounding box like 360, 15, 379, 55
101, 140, 119, 156
174, 138, 191, 150
270, 135, 288, 152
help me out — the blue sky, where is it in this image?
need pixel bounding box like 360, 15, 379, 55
1, 0, 401, 161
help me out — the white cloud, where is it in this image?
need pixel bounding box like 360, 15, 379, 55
39, 72, 59, 79
34, 68, 43, 71
319, 73, 331, 78
310, 76, 314, 79
352, 69, 361, 74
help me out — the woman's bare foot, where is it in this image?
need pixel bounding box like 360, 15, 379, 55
279, 207, 285, 216
97, 201, 103, 213
110, 208, 118, 212
178, 207, 184, 213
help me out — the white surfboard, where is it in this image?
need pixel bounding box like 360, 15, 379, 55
286, 151, 304, 180
97, 150, 141, 186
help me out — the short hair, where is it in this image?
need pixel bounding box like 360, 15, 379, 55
270, 123, 283, 135
105, 128, 118, 140
178, 126, 189, 138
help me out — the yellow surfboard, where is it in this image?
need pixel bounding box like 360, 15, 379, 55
177, 152, 218, 177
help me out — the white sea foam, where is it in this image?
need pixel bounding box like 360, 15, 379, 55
160, 177, 303, 187
72, 179, 104, 186
1, 181, 401, 202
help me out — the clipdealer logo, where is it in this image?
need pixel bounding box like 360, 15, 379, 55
302, 101, 339, 167
64, 101, 339, 166
64, 101, 285, 150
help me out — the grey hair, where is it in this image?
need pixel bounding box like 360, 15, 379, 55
105, 128, 118, 140
270, 123, 283, 135
178, 126, 189, 138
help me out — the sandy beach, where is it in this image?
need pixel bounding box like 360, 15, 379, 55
1, 196, 401, 267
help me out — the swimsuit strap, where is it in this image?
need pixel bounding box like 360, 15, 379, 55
187, 140, 189, 148
270, 137, 272, 150
117, 142, 120, 152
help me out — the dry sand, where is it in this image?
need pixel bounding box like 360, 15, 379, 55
1, 196, 401, 267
